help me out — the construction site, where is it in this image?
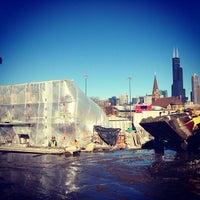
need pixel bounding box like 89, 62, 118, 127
0, 80, 150, 155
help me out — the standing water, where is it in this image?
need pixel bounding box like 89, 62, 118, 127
0, 149, 200, 200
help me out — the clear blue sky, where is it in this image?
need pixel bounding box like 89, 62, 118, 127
0, 0, 200, 100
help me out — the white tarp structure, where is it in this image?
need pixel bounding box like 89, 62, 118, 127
0, 80, 108, 148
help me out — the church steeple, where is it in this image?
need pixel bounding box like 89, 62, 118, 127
152, 73, 160, 103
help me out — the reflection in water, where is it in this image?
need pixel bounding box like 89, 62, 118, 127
0, 150, 200, 199
65, 160, 80, 194
154, 150, 164, 162
149, 150, 200, 199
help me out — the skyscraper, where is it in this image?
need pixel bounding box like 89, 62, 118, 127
171, 48, 186, 103
191, 73, 200, 104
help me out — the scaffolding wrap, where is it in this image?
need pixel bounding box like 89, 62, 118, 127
0, 80, 108, 148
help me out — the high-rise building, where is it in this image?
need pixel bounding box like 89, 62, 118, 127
191, 73, 200, 104
119, 94, 128, 105
109, 96, 117, 106
160, 90, 168, 98
171, 48, 186, 103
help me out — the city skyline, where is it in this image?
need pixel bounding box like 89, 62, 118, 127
0, 0, 200, 99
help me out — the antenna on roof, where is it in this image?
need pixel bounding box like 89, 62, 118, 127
173, 48, 179, 58
175, 48, 179, 58
173, 47, 179, 58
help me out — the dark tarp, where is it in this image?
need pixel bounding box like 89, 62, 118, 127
94, 125, 121, 146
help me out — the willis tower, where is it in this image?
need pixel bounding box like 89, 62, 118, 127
171, 48, 186, 103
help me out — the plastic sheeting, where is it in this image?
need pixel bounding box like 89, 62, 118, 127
94, 125, 121, 146
0, 80, 108, 147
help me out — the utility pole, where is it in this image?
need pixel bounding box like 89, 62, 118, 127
128, 77, 132, 122
83, 74, 88, 96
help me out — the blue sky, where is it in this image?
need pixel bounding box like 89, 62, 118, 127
0, 0, 200, 100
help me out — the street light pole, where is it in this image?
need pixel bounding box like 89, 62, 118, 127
83, 74, 88, 96
128, 77, 132, 122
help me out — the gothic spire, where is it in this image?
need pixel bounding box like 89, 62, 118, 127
152, 73, 160, 102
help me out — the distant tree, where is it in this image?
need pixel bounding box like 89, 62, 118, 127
104, 105, 113, 115
91, 97, 100, 105
104, 105, 118, 116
